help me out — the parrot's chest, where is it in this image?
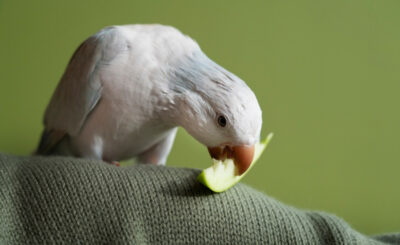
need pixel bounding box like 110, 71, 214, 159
102, 120, 173, 161
68, 69, 176, 161
70, 94, 173, 161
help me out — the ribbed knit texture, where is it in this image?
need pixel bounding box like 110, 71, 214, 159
0, 153, 398, 244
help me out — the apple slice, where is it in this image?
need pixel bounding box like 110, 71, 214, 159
198, 133, 273, 192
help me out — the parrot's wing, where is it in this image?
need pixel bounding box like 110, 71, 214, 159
37, 27, 126, 154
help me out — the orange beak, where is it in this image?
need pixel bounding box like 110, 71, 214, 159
208, 144, 255, 175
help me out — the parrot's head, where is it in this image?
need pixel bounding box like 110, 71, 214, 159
170, 50, 262, 175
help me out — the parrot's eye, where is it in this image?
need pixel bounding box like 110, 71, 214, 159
217, 115, 227, 127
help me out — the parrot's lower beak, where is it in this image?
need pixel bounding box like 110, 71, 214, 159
207, 144, 255, 175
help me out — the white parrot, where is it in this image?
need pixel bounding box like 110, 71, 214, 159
36, 24, 262, 175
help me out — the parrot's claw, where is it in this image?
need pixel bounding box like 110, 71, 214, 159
111, 161, 120, 167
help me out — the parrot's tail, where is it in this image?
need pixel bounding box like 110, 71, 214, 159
34, 129, 67, 155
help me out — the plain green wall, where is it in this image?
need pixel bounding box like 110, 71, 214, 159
1, 0, 399, 235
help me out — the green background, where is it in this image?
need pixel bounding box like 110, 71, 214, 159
1, 0, 399, 235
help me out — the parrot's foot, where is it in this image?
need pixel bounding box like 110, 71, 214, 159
111, 161, 120, 167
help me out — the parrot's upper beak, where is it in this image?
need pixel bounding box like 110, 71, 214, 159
208, 144, 255, 175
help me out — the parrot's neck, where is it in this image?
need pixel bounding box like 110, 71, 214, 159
154, 49, 233, 144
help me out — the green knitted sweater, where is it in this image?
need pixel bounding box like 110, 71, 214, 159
0, 153, 398, 244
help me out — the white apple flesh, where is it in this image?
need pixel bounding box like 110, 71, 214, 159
198, 133, 273, 193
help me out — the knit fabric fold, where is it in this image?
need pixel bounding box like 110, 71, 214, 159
0, 154, 397, 244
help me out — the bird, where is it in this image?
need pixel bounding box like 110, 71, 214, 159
35, 24, 262, 175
